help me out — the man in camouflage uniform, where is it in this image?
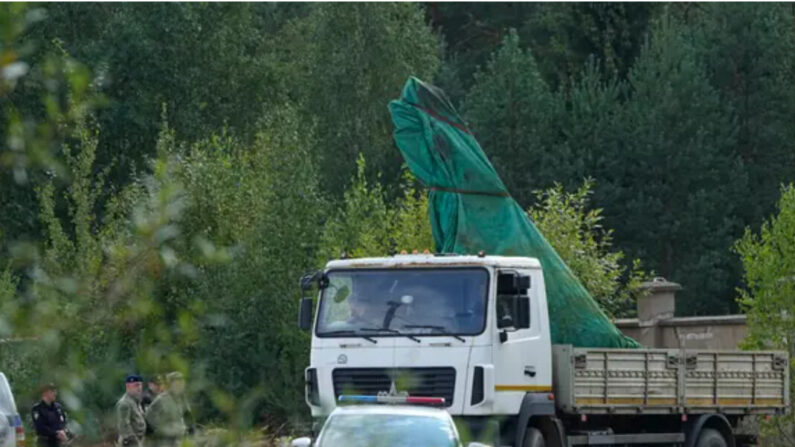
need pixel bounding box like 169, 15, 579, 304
145, 372, 187, 447
116, 375, 146, 447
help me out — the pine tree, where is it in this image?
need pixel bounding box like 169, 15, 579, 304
461, 30, 569, 205
602, 14, 746, 314
692, 3, 795, 229
522, 3, 658, 88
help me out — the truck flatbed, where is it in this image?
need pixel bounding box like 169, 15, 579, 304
553, 345, 789, 416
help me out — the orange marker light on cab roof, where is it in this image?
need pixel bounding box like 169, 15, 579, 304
412, 249, 418, 254
400, 250, 407, 255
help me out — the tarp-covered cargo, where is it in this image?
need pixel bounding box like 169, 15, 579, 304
388, 77, 639, 348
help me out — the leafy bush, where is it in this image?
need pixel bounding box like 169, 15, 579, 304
318, 156, 433, 262
735, 185, 795, 446
528, 180, 646, 318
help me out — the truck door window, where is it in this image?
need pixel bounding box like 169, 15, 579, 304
496, 272, 530, 329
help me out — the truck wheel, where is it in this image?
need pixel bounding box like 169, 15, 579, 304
695, 428, 728, 447
522, 427, 546, 447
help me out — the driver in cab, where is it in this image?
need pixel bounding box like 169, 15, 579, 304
345, 290, 383, 328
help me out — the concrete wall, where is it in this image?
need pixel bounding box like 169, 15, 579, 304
615, 315, 748, 350
614, 278, 748, 350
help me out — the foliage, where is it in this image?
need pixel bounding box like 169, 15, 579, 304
529, 180, 646, 317
691, 3, 795, 229
318, 156, 433, 262
462, 30, 570, 205
604, 13, 745, 314
19, 3, 291, 185
2, 122, 211, 438
521, 3, 657, 88
279, 2, 441, 197
175, 106, 324, 427
1, 3, 101, 248
428, 3, 656, 98
735, 185, 795, 445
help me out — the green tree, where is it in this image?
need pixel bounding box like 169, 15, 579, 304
692, 4, 795, 229
427, 3, 657, 97
318, 156, 433, 263
14, 3, 292, 200
461, 30, 570, 205
529, 180, 646, 317
735, 184, 795, 445
522, 3, 657, 88
1, 3, 99, 248
425, 3, 538, 102
280, 3, 440, 197
174, 106, 324, 425
600, 14, 745, 314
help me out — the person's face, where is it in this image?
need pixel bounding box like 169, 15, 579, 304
148, 382, 160, 394
42, 389, 56, 403
350, 297, 365, 317
170, 379, 185, 395
126, 382, 143, 399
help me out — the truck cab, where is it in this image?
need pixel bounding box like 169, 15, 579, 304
300, 254, 552, 439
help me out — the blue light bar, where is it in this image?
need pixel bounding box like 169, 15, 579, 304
338, 395, 378, 403
338, 394, 446, 405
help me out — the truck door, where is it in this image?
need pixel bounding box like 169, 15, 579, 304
491, 269, 552, 414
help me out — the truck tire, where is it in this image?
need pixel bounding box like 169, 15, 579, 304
696, 428, 728, 447
523, 427, 546, 447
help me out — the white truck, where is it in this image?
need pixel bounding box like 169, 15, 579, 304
298, 254, 789, 447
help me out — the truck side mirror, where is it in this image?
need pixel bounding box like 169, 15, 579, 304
300, 271, 329, 291
298, 297, 313, 330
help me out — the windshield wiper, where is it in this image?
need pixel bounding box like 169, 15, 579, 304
360, 327, 421, 343
322, 330, 377, 344
402, 325, 466, 342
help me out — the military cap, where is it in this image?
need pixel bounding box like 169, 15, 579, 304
166, 371, 184, 383
125, 374, 143, 383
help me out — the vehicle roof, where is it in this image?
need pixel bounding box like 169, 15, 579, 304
326, 254, 541, 270
329, 404, 453, 420
0, 372, 18, 413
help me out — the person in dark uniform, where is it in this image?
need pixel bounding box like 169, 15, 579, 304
30, 384, 68, 447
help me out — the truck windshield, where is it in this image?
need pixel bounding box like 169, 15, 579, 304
316, 268, 488, 337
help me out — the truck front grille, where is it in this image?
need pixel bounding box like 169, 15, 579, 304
332, 367, 456, 406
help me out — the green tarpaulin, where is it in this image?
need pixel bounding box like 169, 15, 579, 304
389, 77, 639, 348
